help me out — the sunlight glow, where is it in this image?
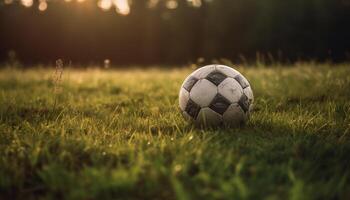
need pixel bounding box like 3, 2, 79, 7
113, 0, 130, 15
166, 0, 178, 9
38, 0, 48, 11
98, 0, 113, 11
21, 0, 33, 7
104, 59, 111, 68
147, 0, 159, 8
6, 0, 203, 13
187, 0, 202, 7
4, 0, 14, 5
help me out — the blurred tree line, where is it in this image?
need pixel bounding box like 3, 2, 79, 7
0, 0, 350, 66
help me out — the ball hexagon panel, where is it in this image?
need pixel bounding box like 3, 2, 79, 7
179, 88, 190, 111
234, 74, 249, 89
243, 86, 254, 102
196, 107, 223, 127
191, 65, 216, 79
215, 65, 241, 78
223, 103, 246, 126
217, 78, 243, 103
238, 93, 250, 113
190, 79, 217, 107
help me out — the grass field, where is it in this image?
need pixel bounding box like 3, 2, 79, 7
0, 64, 350, 200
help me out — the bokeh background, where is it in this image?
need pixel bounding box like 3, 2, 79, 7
1, 0, 350, 65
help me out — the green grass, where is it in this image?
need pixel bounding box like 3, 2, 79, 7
0, 64, 350, 200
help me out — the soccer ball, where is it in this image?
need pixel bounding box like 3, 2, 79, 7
179, 64, 254, 127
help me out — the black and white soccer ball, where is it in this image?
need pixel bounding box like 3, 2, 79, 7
179, 64, 254, 127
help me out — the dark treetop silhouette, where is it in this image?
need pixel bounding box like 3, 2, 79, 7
1, 0, 350, 65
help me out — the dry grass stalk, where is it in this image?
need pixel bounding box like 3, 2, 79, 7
52, 59, 64, 109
